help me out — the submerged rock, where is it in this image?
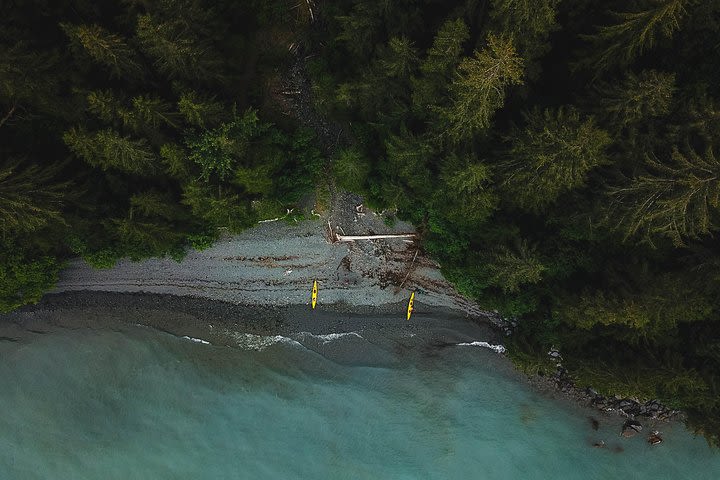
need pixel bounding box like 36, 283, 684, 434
648, 431, 663, 446
621, 420, 643, 437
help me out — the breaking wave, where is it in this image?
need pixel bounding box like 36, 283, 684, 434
456, 341, 506, 354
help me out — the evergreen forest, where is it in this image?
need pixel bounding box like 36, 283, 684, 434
2, 0, 720, 445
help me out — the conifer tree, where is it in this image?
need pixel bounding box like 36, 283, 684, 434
61, 23, 143, 79
444, 34, 524, 142
0, 43, 61, 120
130, 190, 183, 221
336, 2, 380, 59
421, 18, 469, 76
182, 181, 254, 232
612, 145, 720, 245
440, 160, 497, 225
412, 18, 469, 113
0, 162, 68, 234
63, 128, 156, 175
595, 70, 676, 127
135, 13, 221, 82
333, 147, 371, 194
379, 37, 418, 80
587, 0, 695, 71
383, 127, 434, 194
178, 91, 225, 128
487, 240, 545, 293
132, 95, 179, 129
501, 106, 611, 211
86, 90, 123, 125
489, 0, 560, 76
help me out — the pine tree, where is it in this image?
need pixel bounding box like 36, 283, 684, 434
61, 23, 143, 79
63, 128, 156, 175
611, 145, 720, 245
595, 70, 676, 127
0, 162, 69, 234
501, 106, 611, 211
444, 34, 524, 142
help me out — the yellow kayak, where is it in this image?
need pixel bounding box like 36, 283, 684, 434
311, 280, 318, 309
406, 292, 415, 320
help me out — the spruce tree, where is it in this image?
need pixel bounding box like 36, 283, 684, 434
61, 23, 143, 79
612, 145, 720, 245
587, 0, 696, 70
501, 106, 611, 211
135, 13, 222, 82
63, 128, 156, 175
595, 70, 676, 127
0, 162, 68, 234
444, 34, 524, 142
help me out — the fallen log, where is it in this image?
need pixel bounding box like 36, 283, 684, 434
335, 233, 416, 242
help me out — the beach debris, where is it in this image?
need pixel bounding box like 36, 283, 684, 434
621, 420, 643, 438
283, 269, 293, 276
648, 431, 663, 446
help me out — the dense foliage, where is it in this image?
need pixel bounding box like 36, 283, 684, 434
1, 0, 321, 308
305, 0, 720, 445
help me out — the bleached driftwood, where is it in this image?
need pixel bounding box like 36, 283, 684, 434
335, 233, 416, 242
258, 208, 294, 224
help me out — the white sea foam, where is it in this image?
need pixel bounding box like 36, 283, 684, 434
181, 336, 211, 345
297, 331, 364, 344
456, 341, 506, 354
230, 332, 303, 351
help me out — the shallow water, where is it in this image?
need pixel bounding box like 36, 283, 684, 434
1, 324, 718, 479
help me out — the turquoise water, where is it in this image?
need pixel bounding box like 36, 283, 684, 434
1, 325, 718, 479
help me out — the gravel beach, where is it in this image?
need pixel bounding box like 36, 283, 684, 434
49, 193, 495, 324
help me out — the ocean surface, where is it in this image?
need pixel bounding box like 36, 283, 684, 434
1, 321, 718, 479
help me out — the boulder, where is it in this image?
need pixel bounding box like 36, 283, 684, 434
621, 420, 643, 437
648, 431, 663, 446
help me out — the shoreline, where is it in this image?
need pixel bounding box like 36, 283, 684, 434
0, 185, 682, 442
1, 289, 681, 440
